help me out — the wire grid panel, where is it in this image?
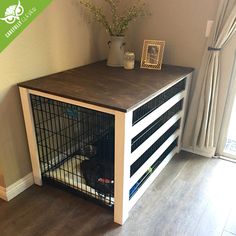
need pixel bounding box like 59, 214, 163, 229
30, 94, 115, 207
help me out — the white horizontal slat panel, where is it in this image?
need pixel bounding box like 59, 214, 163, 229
130, 112, 182, 165
129, 147, 178, 211
129, 131, 180, 188
131, 91, 186, 138
129, 77, 188, 112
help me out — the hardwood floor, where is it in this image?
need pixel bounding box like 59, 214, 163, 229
1, 151, 236, 236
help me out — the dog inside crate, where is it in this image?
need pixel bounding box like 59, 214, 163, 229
31, 95, 115, 206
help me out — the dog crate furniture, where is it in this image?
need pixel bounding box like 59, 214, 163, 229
18, 61, 193, 225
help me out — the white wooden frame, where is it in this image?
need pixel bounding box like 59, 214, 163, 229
20, 88, 42, 186
19, 73, 192, 225
178, 74, 192, 152
217, 51, 236, 160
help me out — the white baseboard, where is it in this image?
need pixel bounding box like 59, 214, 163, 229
181, 147, 213, 158
0, 173, 34, 201
0, 186, 7, 201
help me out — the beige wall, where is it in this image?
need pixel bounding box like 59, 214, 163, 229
127, 0, 219, 73
0, 160, 5, 187
0, 0, 107, 187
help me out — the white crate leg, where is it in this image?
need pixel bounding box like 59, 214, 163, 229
114, 111, 132, 225
19, 88, 42, 186
177, 74, 192, 152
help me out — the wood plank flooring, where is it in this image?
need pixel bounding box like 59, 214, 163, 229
0, 151, 236, 236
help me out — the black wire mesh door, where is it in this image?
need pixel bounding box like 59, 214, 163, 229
30, 94, 115, 207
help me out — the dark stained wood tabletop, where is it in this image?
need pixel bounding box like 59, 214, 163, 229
18, 61, 193, 112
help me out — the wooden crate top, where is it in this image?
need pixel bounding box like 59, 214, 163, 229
18, 61, 193, 112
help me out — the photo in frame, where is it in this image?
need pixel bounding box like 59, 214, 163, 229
140, 40, 165, 70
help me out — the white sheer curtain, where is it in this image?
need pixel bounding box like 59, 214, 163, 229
182, 0, 236, 157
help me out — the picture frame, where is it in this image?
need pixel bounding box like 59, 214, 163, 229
140, 40, 165, 70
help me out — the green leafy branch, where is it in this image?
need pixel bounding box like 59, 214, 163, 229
80, 0, 150, 36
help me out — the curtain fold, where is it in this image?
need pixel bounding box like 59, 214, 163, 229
182, 0, 236, 156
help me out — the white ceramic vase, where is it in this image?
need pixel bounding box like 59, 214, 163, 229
107, 36, 125, 67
